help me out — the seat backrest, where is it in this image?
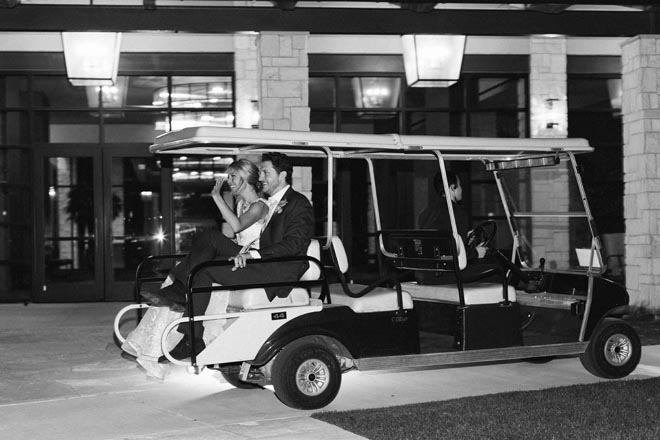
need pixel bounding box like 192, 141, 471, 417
330, 236, 349, 274
299, 239, 321, 281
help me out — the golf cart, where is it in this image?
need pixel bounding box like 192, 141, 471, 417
114, 127, 640, 410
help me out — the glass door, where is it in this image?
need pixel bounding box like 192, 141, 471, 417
103, 146, 169, 301
35, 147, 104, 301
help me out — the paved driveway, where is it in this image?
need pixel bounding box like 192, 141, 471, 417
1, 303, 658, 440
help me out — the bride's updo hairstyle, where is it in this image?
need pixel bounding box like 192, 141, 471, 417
228, 159, 263, 194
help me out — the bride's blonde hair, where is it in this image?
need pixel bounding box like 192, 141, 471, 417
228, 159, 263, 194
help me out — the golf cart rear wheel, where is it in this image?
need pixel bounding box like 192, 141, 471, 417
272, 342, 341, 410
580, 318, 641, 379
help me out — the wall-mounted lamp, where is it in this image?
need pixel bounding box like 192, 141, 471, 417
250, 99, 260, 128
531, 95, 567, 137
401, 35, 466, 87
62, 32, 122, 86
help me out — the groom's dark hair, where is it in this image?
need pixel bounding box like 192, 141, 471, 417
262, 152, 293, 185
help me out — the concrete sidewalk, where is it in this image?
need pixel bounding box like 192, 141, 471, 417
1, 302, 659, 440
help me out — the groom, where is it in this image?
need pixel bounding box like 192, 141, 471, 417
147, 152, 314, 355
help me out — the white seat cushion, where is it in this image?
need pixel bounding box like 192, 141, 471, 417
227, 287, 310, 310
402, 281, 516, 305
317, 284, 414, 313
213, 239, 321, 311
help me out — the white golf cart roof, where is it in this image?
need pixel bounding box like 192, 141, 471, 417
150, 126, 592, 161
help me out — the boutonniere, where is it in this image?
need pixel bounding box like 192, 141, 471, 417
275, 199, 288, 215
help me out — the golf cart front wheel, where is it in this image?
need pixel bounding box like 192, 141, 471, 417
272, 342, 341, 410
580, 318, 641, 379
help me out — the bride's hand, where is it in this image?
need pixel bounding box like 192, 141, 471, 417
211, 177, 225, 197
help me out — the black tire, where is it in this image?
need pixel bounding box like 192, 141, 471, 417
271, 342, 341, 410
580, 318, 641, 379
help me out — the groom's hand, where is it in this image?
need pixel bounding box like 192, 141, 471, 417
230, 252, 253, 271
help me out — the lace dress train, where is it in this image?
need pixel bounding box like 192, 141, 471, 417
122, 306, 184, 380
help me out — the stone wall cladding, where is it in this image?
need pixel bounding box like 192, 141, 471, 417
258, 32, 310, 132
622, 35, 660, 308
529, 36, 570, 269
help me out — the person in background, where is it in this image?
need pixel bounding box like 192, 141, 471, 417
416, 171, 487, 285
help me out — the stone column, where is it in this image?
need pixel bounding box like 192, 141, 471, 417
528, 36, 570, 269
257, 31, 310, 132
257, 32, 312, 201
233, 33, 260, 129
621, 35, 660, 308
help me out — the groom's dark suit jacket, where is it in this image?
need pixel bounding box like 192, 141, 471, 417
189, 186, 314, 321
257, 187, 314, 299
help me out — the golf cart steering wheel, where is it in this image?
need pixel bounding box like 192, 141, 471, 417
466, 220, 497, 250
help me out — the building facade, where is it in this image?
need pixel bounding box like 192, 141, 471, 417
0, 4, 657, 308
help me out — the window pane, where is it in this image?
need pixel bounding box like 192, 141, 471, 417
568, 112, 621, 144
32, 76, 89, 109
0, 148, 30, 183
568, 78, 621, 111
310, 111, 335, 132
406, 112, 454, 135
309, 77, 335, 108
165, 111, 234, 131
0, 111, 29, 144
338, 77, 401, 108
469, 111, 526, 137
340, 111, 399, 134
168, 76, 233, 109
44, 157, 95, 285
103, 111, 170, 143
469, 78, 526, 109
405, 87, 450, 108
111, 157, 163, 281
125, 76, 168, 108
0, 161, 31, 300
0, 76, 28, 107
37, 111, 101, 143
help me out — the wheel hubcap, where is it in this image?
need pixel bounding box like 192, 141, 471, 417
295, 358, 329, 396
603, 333, 632, 366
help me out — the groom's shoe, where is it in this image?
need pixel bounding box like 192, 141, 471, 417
140, 280, 187, 313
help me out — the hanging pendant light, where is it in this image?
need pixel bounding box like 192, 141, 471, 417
61, 32, 122, 87
401, 35, 466, 87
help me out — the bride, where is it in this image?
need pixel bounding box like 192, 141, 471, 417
121, 159, 268, 380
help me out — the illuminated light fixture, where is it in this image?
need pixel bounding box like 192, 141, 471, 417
352, 77, 400, 109
85, 76, 128, 117
607, 79, 622, 110
62, 32, 122, 86
401, 35, 466, 87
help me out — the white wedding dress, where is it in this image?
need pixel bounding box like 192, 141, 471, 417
121, 198, 266, 380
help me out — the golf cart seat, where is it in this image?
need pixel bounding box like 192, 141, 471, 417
313, 236, 413, 313
222, 239, 322, 311
384, 230, 515, 306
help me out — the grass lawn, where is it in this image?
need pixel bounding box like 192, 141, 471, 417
313, 378, 660, 440
313, 313, 660, 440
